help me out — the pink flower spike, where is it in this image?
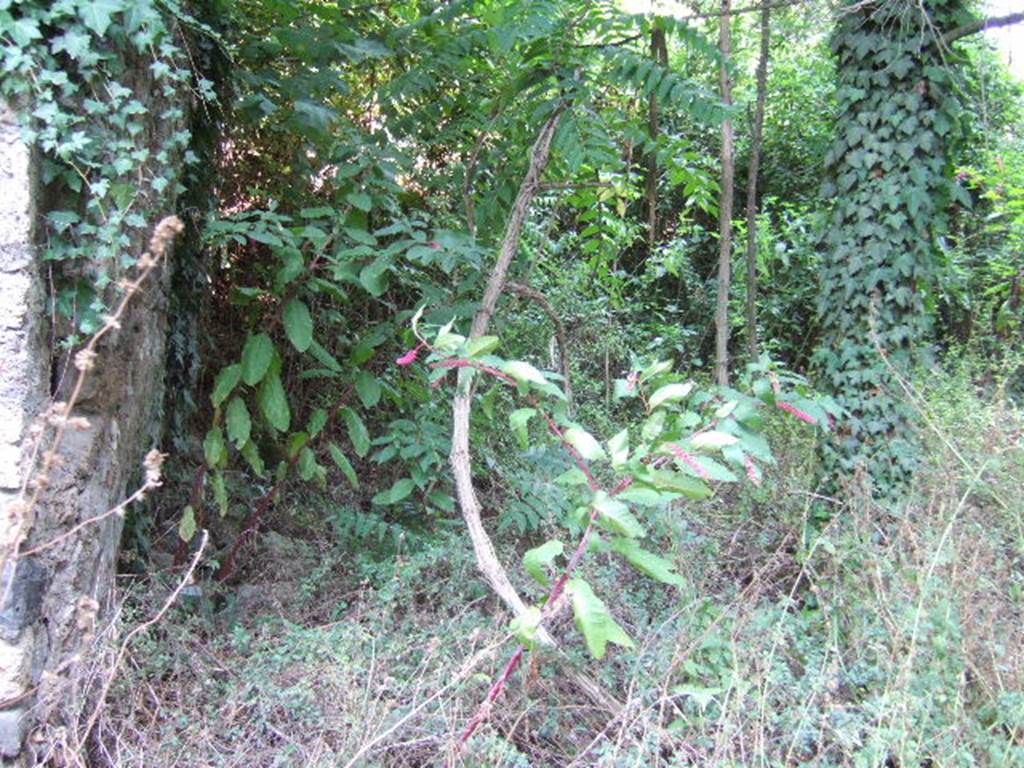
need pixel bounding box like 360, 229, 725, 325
776, 400, 818, 425
667, 443, 711, 480
396, 342, 426, 367
745, 456, 762, 486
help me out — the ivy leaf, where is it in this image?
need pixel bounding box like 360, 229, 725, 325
327, 442, 359, 488
568, 578, 634, 659
241, 333, 274, 386
258, 371, 291, 432
565, 426, 606, 461
372, 477, 415, 505
9, 17, 42, 47
79, 0, 127, 36
610, 538, 685, 587
648, 382, 694, 410
355, 370, 381, 408
523, 539, 564, 586
509, 408, 537, 450
592, 492, 644, 538
283, 299, 313, 352
342, 407, 370, 457
211, 364, 242, 407
225, 397, 252, 449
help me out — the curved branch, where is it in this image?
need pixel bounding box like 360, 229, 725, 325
450, 104, 566, 638
506, 281, 574, 410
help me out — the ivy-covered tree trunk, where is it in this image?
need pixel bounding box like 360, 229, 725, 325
818, 0, 971, 498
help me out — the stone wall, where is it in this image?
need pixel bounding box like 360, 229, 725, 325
0, 104, 49, 761
0, 82, 185, 760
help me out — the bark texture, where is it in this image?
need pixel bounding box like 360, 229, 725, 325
450, 106, 564, 638
715, 0, 736, 387
744, 3, 771, 360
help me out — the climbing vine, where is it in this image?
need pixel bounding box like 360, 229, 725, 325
0, 0, 211, 338
816, 0, 972, 497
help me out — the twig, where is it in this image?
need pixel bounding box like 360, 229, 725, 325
80, 529, 209, 744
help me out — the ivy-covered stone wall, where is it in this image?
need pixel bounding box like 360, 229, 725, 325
0, 0, 203, 758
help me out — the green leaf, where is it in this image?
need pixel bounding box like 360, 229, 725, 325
327, 442, 359, 488
307, 408, 328, 438
355, 371, 381, 408
225, 397, 252, 449
564, 426, 606, 461
502, 360, 547, 387
607, 429, 629, 469
211, 364, 242, 408
359, 259, 389, 296
283, 299, 313, 352
509, 605, 544, 650
258, 371, 291, 432
523, 539, 564, 586
568, 578, 634, 659
592, 492, 645, 538
240, 440, 266, 477
342, 407, 370, 457
211, 471, 229, 518
611, 538, 685, 587
690, 430, 739, 450
297, 447, 317, 481
466, 335, 500, 357
79, 0, 126, 37
346, 191, 372, 211
509, 408, 537, 450
648, 382, 694, 410
178, 505, 196, 542
372, 477, 415, 505
241, 333, 274, 386
642, 469, 712, 500
203, 426, 227, 468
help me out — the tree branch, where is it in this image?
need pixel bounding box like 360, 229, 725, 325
943, 11, 1024, 45
450, 104, 567, 642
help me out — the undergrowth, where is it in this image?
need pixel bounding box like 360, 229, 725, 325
89, 355, 1022, 767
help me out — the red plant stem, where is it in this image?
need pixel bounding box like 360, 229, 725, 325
431, 357, 517, 385
216, 385, 353, 581
446, 358, 681, 746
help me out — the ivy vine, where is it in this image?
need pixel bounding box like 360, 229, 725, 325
816, 0, 972, 498
0, 0, 213, 338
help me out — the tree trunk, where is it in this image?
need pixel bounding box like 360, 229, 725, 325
646, 26, 668, 256
450, 106, 565, 639
714, 0, 735, 387
744, 3, 771, 361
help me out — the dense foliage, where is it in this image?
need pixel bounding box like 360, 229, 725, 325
2, 0, 1023, 764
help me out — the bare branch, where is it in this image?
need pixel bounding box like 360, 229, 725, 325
943, 11, 1024, 45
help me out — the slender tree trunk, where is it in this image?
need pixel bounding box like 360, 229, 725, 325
744, 3, 771, 360
714, 0, 735, 387
646, 26, 668, 256
450, 106, 565, 639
